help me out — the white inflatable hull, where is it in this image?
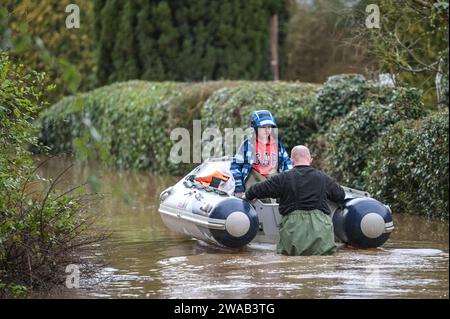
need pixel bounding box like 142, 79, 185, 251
159, 159, 394, 249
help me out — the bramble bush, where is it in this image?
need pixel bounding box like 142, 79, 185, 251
363, 110, 449, 219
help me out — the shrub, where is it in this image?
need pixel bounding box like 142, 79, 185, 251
323, 87, 427, 189
201, 82, 319, 154
39, 81, 182, 173
363, 110, 449, 219
38, 81, 240, 175
314, 74, 367, 130
2, 0, 96, 102
314, 73, 399, 132
39, 81, 319, 175
0, 53, 104, 297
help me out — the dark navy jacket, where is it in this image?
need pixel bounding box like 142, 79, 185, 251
245, 165, 345, 216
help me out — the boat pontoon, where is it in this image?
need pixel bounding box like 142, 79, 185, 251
158, 158, 394, 250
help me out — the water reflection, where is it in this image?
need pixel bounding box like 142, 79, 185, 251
36, 156, 449, 299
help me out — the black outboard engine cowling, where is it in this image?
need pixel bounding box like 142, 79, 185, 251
333, 197, 394, 248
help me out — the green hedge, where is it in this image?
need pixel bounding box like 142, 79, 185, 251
201, 82, 319, 153
39, 81, 183, 173
38, 75, 448, 220
323, 87, 427, 189
38, 81, 319, 174
363, 110, 449, 219
39, 81, 236, 175
314, 74, 396, 131
315, 74, 366, 130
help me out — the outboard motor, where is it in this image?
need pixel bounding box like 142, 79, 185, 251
332, 197, 394, 248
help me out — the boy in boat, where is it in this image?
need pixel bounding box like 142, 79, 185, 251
230, 110, 292, 198
245, 145, 346, 256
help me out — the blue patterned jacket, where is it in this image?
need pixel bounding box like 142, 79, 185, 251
230, 137, 292, 193
230, 110, 293, 192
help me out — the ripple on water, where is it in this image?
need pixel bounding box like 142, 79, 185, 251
35, 158, 448, 299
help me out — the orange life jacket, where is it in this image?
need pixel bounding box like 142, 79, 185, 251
196, 171, 230, 188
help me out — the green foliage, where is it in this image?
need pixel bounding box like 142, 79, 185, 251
0, 53, 104, 297
324, 87, 427, 189
309, 73, 399, 171
314, 73, 406, 132
38, 81, 318, 175
39, 81, 182, 173
0, 282, 28, 298
36, 75, 448, 221
111, 1, 140, 82
38, 81, 232, 175
353, 0, 449, 108
363, 110, 449, 219
201, 82, 319, 153
315, 74, 367, 131
95, 0, 287, 84
0, 53, 46, 184
1, 0, 96, 103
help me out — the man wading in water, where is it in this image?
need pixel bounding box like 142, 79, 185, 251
245, 145, 345, 256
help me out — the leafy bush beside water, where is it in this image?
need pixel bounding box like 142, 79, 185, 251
39, 81, 319, 174
315, 74, 367, 130
37, 75, 447, 219
363, 110, 449, 219
0, 53, 104, 297
323, 87, 427, 189
202, 82, 319, 152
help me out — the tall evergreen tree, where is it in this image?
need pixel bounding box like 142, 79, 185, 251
97, 0, 122, 84
94, 0, 288, 82
137, 0, 165, 80
153, 1, 179, 80
93, 0, 106, 43
112, 0, 140, 81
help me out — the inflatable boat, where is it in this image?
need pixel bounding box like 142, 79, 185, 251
158, 158, 394, 250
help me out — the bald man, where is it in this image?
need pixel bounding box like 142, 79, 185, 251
245, 145, 345, 256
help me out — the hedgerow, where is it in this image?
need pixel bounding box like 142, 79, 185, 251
39, 81, 319, 174
323, 87, 427, 189
314, 74, 396, 131
39, 81, 183, 174
201, 82, 319, 153
363, 110, 449, 219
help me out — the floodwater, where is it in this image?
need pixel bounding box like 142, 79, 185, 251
37, 157, 449, 299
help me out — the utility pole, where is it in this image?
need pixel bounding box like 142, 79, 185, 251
270, 14, 279, 81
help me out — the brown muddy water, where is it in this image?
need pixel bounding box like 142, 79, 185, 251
36, 157, 449, 299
